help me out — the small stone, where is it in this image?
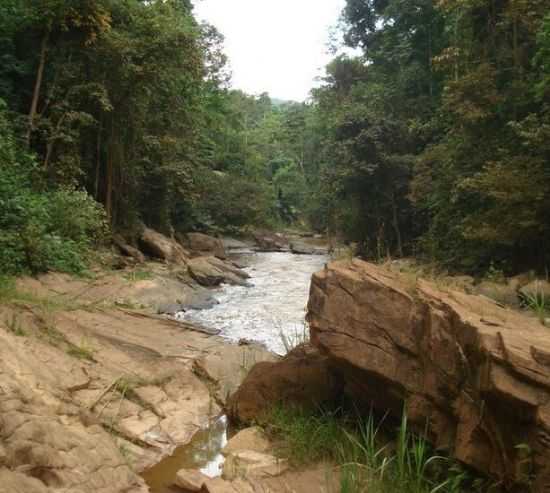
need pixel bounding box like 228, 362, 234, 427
222, 427, 271, 456
175, 468, 209, 492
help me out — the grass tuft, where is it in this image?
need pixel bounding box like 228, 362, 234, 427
264, 405, 494, 493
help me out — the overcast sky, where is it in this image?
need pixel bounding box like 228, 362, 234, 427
193, 0, 349, 102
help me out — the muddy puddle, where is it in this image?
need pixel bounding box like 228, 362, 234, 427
142, 416, 229, 492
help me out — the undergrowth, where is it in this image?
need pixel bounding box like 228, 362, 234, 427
265, 406, 498, 493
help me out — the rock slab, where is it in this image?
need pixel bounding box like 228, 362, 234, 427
307, 259, 550, 491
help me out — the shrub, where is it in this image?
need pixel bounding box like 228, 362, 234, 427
0, 99, 107, 275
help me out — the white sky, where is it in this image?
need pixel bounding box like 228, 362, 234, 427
193, 0, 349, 101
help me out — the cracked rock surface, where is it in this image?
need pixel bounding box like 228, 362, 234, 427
0, 271, 274, 493
307, 259, 550, 491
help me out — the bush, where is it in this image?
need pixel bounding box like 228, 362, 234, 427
0, 99, 107, 275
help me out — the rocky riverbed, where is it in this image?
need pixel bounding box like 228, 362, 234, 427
0, 229, 329, 493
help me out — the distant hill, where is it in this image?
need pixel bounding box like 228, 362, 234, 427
271, 97, 296, 107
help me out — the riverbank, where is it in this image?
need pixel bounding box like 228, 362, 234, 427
0, 230, 329, 493
0, 268, 276, 492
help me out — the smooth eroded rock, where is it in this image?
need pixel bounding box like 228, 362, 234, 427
307, 259, 550, 491
139, 227, 189, 264
187, 256, 250, 287
183, 232, 227, 260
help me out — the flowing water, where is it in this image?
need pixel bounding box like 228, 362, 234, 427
180, 250, 327, 355
142, 249, 327, 492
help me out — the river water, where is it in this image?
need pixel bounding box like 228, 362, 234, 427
179, 250, 327, 355
142, 249, 326, 491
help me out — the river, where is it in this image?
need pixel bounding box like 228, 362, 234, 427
179, 250, 327, 355
142, 248, 326, 491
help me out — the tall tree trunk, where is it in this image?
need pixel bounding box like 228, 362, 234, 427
27, 28, 50, 146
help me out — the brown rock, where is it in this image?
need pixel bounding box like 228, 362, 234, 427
187, 256, 249, 287
253, 232, 288, 252
222, 427, 271, 456
222, 450, 287, 481
307, 259, 550, 490
139, 227, 188, 264
174, 468, 209, 491
183, 232, 227, 259
195, 345, 278, 405
227, 344, 341, 424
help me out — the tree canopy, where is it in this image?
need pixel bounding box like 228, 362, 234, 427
1, 0, 548, 276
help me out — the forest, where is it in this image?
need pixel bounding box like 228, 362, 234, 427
1, 0, 549, 276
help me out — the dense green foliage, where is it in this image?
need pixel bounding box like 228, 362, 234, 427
0, 99, 105, 274
0, 0, 312, 274
1, 0, 548, 276
307, 0, 550, 274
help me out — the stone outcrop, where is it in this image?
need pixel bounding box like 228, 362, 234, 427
139, 227, 189, 264
187, 256, 250, 287
227, 344, 340, 424
182, 232, 227, 260
307, 259, 550, 491
253, 232, 288, 252
0, 270, 264, 493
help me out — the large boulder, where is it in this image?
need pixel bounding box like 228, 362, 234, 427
227, 344, 341, 424
187, 256, 250, 287
307, 260, 550, 491
139, 227, 188, 265
253, 232, 288, 252
182, 232, 227, 260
